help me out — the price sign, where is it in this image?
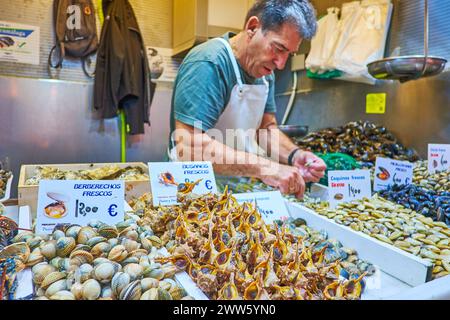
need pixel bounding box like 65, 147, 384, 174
233, 191, 289, 224
428, 144, 450, 174
328, 170, 372, 208
366, 93, 386, 114
148, 161, 217, 206
373, 157, 413, 192
36, 180, 124, 234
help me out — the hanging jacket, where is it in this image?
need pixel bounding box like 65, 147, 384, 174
94, 0, 152, 134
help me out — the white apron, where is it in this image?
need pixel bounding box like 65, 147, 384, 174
169, 37, 269, 161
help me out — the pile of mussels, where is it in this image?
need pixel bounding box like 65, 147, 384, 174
378, 184, 450, 226
293, 121, 420, 163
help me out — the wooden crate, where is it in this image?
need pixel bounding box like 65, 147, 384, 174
18, 162, 150, 216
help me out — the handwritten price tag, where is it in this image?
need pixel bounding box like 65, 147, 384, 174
148, 161, 217, 206
428, 144, 450, 174
374, 157, 413, 192
36, 180, 124, 234
233, 191, 289, 224
328, 170, 372, 208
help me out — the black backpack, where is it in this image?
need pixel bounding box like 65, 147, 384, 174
48, 0, 99, 77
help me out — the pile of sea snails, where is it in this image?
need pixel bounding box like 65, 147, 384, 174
378, 184, 450, 226
216, 177, 374, 278
3, 216, 193, 300
292, 121, 420, 164
277, 217, 375, 278
134, 189, 367, 300
413, 161, 450, 193
307, 195, 450, 279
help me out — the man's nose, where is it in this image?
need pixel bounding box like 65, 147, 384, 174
273, 53, 289, 70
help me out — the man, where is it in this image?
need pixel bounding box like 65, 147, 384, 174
168, 0, 326, 198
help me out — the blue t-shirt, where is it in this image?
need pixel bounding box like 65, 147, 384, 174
169, 32, 277, 150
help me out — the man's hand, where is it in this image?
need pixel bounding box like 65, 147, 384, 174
292, 150, 327, 183
260, 163, 306, 199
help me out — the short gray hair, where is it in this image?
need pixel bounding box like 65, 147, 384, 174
245, 0, 317, 40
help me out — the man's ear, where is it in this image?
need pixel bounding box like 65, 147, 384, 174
245, 16, 261, 38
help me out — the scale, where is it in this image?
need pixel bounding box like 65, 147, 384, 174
367, 0, 447, 83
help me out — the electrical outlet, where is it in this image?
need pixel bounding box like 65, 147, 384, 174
291, 54, 306, 71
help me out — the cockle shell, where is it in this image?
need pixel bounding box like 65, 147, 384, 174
41, 271, 67, 289
56, 237, 76, 257
69, 250, 94, 266
108, 245, 128, 262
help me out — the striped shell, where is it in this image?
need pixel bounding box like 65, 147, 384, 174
111, 272, 131, 297
41, 271, 67, 289
52, 230, 66, 241
119, 280, 142, 300
69, 250, 94, 266
56, 237, 76, 257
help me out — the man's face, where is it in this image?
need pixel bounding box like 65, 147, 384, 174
245, 22, 302, 78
